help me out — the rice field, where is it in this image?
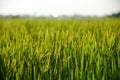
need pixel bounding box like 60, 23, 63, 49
0, 18, 120, 80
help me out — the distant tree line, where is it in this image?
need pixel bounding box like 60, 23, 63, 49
107, 12, 120, 17
0, 12, 120, 18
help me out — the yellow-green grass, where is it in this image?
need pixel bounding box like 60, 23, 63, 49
0, 18, 120, 80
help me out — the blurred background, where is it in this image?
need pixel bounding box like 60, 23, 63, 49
0, 0, 120, 18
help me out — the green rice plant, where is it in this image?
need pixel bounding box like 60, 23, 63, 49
0, 18, 120, 80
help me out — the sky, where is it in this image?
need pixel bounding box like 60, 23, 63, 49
0, 0, 120, 16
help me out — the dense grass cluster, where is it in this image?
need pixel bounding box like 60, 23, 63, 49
0, 18, 120, 80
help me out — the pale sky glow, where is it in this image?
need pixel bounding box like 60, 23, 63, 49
0, 0, 120, 16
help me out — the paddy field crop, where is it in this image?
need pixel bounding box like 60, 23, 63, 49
0, 18, 120, 80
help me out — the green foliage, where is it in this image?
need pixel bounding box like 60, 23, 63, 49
0, 18, 120, 80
